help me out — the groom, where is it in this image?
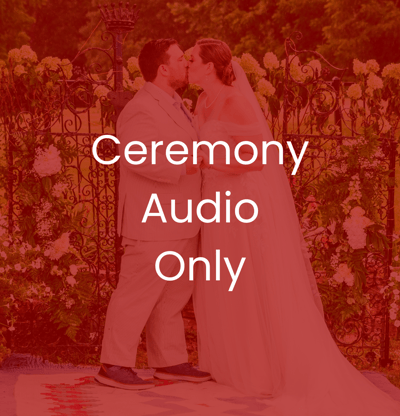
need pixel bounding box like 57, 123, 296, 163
96, 39, 211, 389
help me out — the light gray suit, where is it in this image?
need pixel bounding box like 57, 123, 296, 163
101, 82, 202, 368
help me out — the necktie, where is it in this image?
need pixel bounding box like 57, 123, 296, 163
174, 100, 193, 126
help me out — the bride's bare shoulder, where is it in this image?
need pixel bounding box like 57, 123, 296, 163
220, 88, 258, 124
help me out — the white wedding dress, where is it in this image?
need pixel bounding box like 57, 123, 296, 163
192, 62, 400, 415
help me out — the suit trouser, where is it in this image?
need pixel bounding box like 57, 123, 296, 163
100, 234, 198, 368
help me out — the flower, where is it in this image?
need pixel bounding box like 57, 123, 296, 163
61, 59, 73, 79
13, 64, 26, 77
285, 55, 308, 83
33, 145, 62, 177
240, 53, 266, 80
382, 63, 400, 80
94, 85, 110, 99
20, 45, 38, 63
127, 56, 140, 74
51, 182, 69, 198
232, 56, 241, 66
333, 263, 354, 286
184, 48, 193, 61
347, 84, 362, 100
365, 87, 374, 97
257, 78, 276, 97
263, 52, 279, 70
69, 265, 78, 276
66, 275, 77, 287
241, 53, 260, 73
14, 264, 22, 271
392, 272, 400, 282
395, 320, 400, 328
254, 92, 267, 110
366, 73, 383, 91
46, 233, 70, 260
107, 67, 130, 88
66, 298, 75, 309
35, 64, 45, 76
31, 258, 43, 269
40, 56, 62, 72
183, 98, 193, 112
366, 59, 379, 74
189, 83, 202, 91
341, 175, 362, 211
305, 59, 322, 78
8, 49, 22, 63
353, 59, 367, 76
0, 60, 6, 68
8, 326, 15, 332
343, 206, 374, 250
344, 272, 354, 286
347, 297, 356, 305
132, 76, 145, 91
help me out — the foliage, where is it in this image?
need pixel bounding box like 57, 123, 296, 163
0, 46, 99, 344
320, 0, 400, 71
0, 0, 39, 60
280, 54, 400, 327
26, 0, 92, 63
169, 0, 330, 62
3, 0, 400, 76
0, 45, 73, 122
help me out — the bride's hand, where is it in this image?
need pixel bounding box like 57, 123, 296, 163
186, 153, 203, 175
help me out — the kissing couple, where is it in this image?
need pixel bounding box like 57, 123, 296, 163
95, 38, 400, 415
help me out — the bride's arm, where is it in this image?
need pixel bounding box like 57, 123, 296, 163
203, 94, 264, 173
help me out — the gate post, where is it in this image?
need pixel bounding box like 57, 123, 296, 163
98, 2, 140, 280
380, 130, 396, 367
98, 2, 139, 119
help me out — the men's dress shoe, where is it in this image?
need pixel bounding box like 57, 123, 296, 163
95, 364, 155, 390
153, 362, 212, 382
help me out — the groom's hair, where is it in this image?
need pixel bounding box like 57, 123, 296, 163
139, 39, 179, 82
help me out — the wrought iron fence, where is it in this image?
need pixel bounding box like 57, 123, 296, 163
281, 32, 397, 368
1, 5, 397, 368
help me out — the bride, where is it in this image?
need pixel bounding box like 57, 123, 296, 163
188, 38, 400, 415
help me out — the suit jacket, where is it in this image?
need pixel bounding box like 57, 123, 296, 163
116, 82, 202, 241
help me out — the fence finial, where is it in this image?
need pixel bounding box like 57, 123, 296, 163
98, 2, 140, 33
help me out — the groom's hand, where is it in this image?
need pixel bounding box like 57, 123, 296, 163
198, 149, 210, 169
186, 154, 203, 175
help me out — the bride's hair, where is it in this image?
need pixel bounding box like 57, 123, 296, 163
196, 39, 236, 86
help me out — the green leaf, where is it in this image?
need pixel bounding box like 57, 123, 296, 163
268, 95, 281, 118
42, 177, 52, 194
